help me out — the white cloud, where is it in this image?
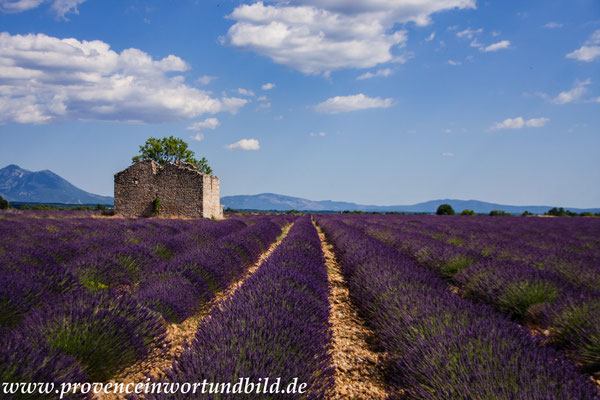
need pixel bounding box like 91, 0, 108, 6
0, 0, 44, 13
226, 138, 260, 150
257, 102, 271, 110
0, 32, 247, 124
552, 79, 591, 104
261, 82, 276, 90
491, 117, 549, 131
315, 93, 394, 114
456, 27, 482, 39
567, 46, 600, 62
310, 131, 326, 137
186, 117, 220, 131
226, 0, 475, 74
442, 128, 453, 134
566, 30, 600, 62
469, 39, 483, 48
356, 68, 393, 80
544, 22, 563, 29
51, 0, 85, 19
442, 152, 454, 157
198, 75, 217, 85
237, 88, 255, 96
257, 95, 268, 101
482, 40, 510, 52
425, 32, 435, 41
448, 59, 462, 66
221, 97, 249, 114
0, 0, 85, 18
189, 133, 205, 141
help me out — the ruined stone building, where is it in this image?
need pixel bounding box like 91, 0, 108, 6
114, 159, 223, 219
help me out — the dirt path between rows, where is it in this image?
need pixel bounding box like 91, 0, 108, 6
95, 223, 293, 400
314, 222, 389, 400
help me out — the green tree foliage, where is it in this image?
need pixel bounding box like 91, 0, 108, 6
460, 209, 475, 216
489, 210, 511, 216
436, 204, 455, 215
546, 207, 578, 217
0, 195, 10, 210
152, 197, 161, 216
132, 136, 213, 174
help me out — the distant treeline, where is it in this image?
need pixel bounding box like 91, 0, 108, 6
435, 204, 599, 217
4, 200, 113, 212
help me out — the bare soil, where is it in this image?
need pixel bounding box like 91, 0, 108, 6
95, 223, 293, 400
314, 222, 389, 400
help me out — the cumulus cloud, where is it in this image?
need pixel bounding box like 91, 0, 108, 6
491, 117, 549, 130
51, 0, 85, 19
189, 133, 205, 141
456, 27, 482, 39
0, 0, 85, 18
482, 40, 510, 52
442, 152, 454, 157
237, 88, 255, 96
315, 93, 394, 114
552, 79, 591, 104
197, 75, 217, 85
0, 0, 44, 13
226, 138, 260, 150
567, 46, 600, 62
261, 82, 276, 90
566, 30, 600, 62
310, 131, 326, 137
186, 117, 220, 131
0, 32, 248, 124
225, 0, 475, 74
425, 32, 435, 41
356, 68, 393, 80
448, 59, 461, 66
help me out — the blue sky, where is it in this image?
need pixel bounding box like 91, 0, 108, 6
0, 0, 599, 207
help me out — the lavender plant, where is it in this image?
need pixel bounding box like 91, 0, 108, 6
143, 216, 334, 400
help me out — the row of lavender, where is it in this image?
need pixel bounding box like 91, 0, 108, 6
342, 214, 600, 372
1, 213, 292, 395
316, 215, 599, 399
144, 216, 334, 400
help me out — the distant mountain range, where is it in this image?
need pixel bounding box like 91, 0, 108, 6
0, 165, 113, 205
221, 193, 600, 214
1, 165, 598, 214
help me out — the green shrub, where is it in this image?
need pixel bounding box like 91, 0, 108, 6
440, 256, 473, 278
489, 210, 510, 216
0, 195, 9, 210
497, 281, 558, 318
152, 197, 161, 216
436, 204, 455, 215
460, 209, 475, 216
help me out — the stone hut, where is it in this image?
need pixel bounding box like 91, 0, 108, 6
114, 159, 223, 219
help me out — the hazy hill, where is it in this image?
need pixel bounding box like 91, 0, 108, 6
0, 164, 113, 205
2, 164, 597, 214
221, 193, 600, 214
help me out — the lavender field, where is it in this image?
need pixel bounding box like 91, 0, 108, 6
1, 211, 599, 399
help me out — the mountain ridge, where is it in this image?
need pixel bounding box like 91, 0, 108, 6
2, 165, 598, 213
221, 193, 600, 214
0, 164, 113, 205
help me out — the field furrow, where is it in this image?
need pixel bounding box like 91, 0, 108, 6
314, 221, 388, 399
316, 215, 599, 399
